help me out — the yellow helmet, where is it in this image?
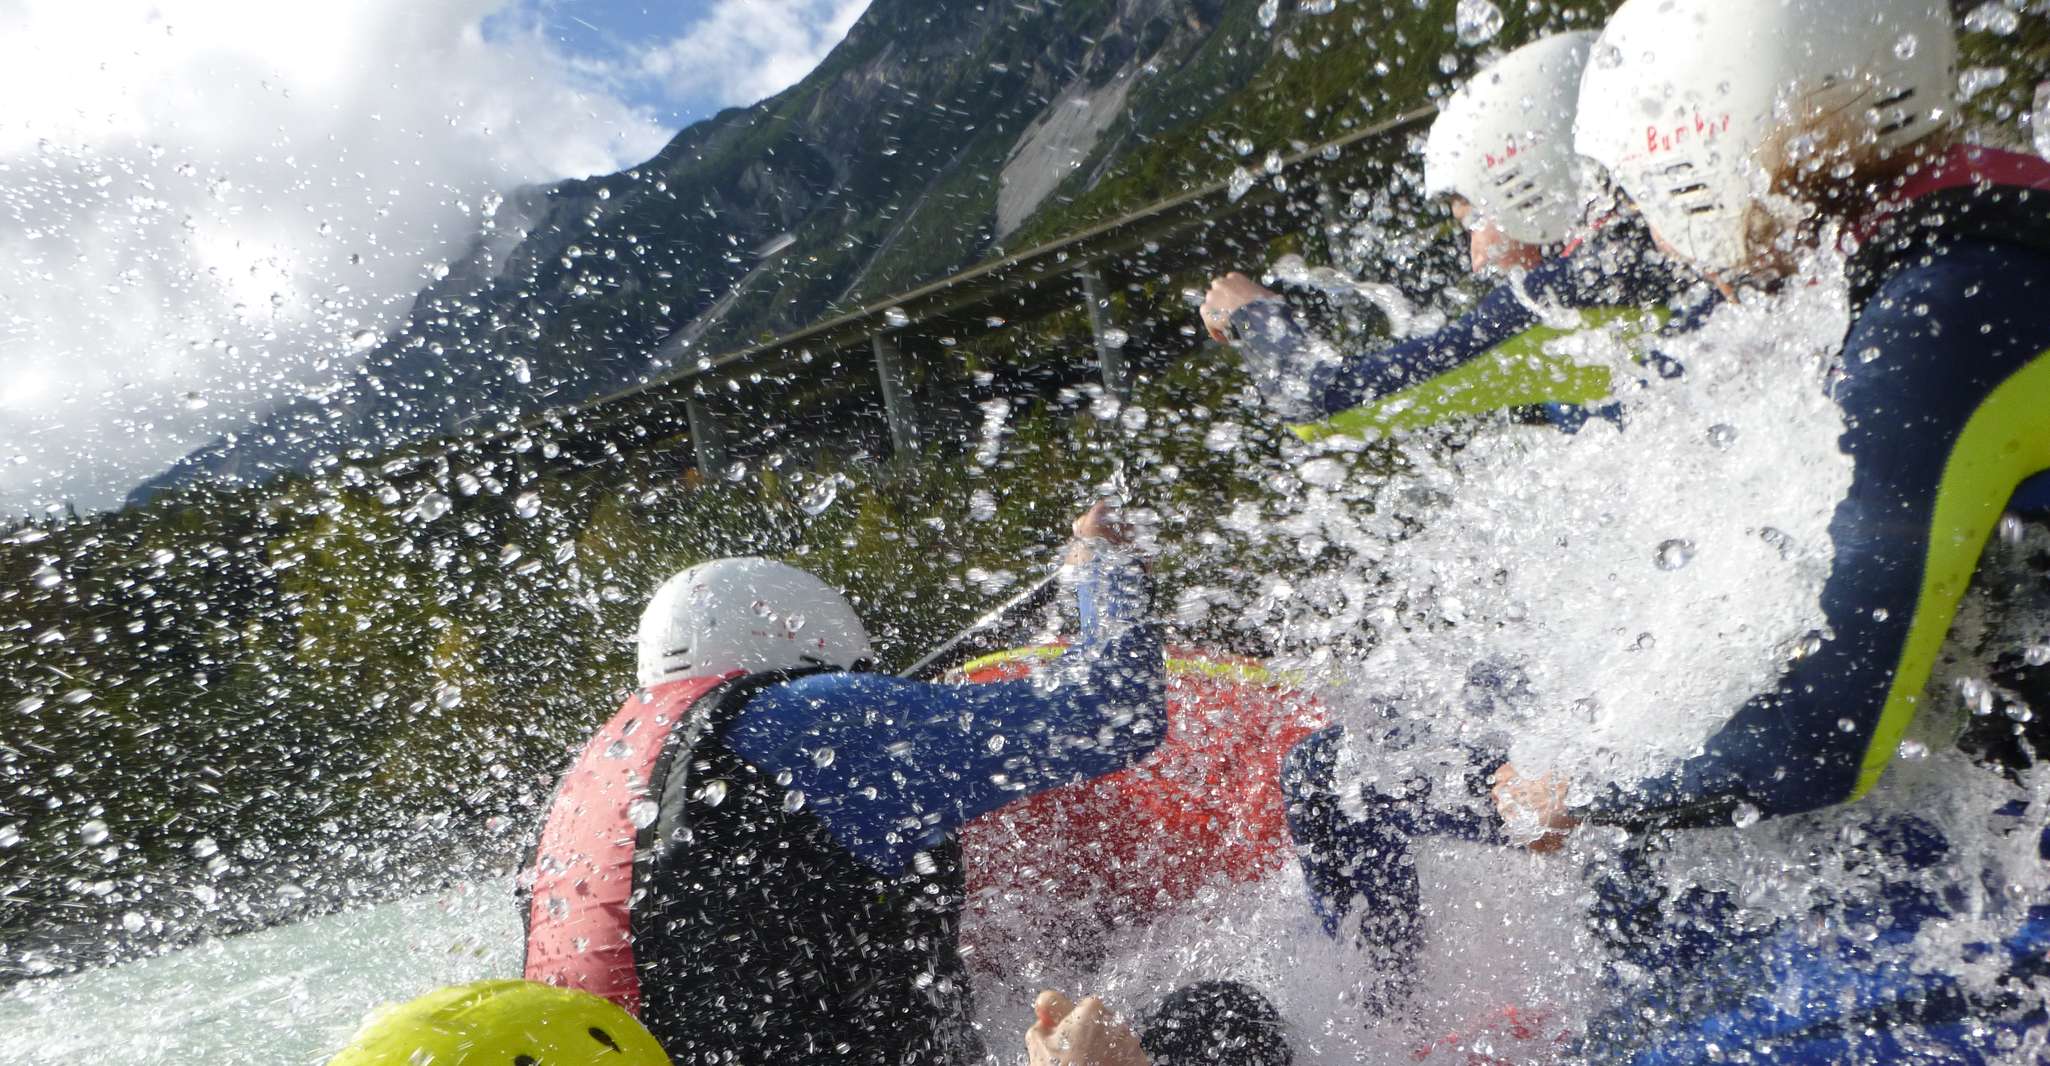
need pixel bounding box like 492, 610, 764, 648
328, 979, 671, 1066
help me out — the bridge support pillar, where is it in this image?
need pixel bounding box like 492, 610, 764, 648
872, 334, 919, 458
684, 396, 728, 478
1078, 267, 1129, 399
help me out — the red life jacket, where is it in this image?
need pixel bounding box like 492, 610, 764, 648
522, 671, 739, 1015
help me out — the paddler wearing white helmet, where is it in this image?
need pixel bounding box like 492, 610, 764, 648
1472, 0, 2050, 1057
518, 502, 1170, 1065
1200, 30, 1707, 444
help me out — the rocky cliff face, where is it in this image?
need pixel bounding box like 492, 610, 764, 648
128, 0, 1279, 505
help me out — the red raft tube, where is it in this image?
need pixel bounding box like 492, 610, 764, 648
953, 645, 1327, 969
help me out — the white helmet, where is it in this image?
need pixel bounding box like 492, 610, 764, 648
1424, 32, 1598, 246
1575, 0, 1956, 276
635, 558, 872, 687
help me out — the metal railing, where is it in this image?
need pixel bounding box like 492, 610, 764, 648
375, 104, 1439, 486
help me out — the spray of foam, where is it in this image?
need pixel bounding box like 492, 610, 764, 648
1303, 248, 1856, 796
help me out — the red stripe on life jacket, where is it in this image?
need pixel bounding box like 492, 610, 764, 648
1853, 144, 2050, 244
523, 672, 738, 1015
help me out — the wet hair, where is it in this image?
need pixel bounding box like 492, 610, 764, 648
1741, 76, 1956, 276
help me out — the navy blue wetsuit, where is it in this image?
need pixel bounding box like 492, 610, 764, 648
1229, 219, 1707, 438
726, 550, 1164, 870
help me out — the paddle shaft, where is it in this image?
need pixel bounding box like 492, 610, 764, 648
897, 568, 1064, 681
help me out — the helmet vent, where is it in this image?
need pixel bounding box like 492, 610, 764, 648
513, 1057, 537, 1066
1873, 87, 1919, 137
589, 1026, 624, 1052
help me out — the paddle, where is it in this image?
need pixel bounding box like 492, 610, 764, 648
897, 568, 1064, 681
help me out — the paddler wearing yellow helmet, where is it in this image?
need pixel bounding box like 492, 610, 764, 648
327, 979, 670, 1066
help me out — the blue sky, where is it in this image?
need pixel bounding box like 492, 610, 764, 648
501, 0, 874, 130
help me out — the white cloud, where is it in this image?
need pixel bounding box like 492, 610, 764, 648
634, 0, 870, 111
0, 0, 673, 510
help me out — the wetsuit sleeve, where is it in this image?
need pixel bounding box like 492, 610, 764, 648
1227, 287, 1541, 422
724, 550, 1166, 872
1576, 243, 2050, 827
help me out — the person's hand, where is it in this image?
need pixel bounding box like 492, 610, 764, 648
1065, 500, 1133, 566
1491, 762, 1578, 853
1199, 272, 1277, 343
1026, 990, 1150, 1066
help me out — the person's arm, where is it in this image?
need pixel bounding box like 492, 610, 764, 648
1572, 248, 2050, 828
1226, 285, 1543, 423
725, 542, 1165, 872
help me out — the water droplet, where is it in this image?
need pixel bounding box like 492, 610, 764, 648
182, 391, 209, 411
1226, 167, 1256, 203
799, 477, 840, 516
121, 912, 145, 933
1897, 738, 1929, 760
1963, 1, 2020, 35
0, 825, 19, 848
348, 329, 378, 351
513, 492, 542, 519
911, 851, 940, 876
192, 836, 218, 858
434, 684, 462, 709
1707, 424, 1739, 449
1731, 803, 1761, 829
697, 779, 730, 807
1894, 32, 1919, 60
781, 789, 806, 813
1256, 0, 1279, 28
603, 739, 633, 760
985, 734, 1006, 753
30, 565, 60, 589
410, 491, 452, 523
1959, 66, 2010, 102
2025, 644, 2049, 667
812, 746, 836, 769
883, 307, 910, 328
1455, 0, 1503, 45
80, 819, 109, 846
627, 799, 660, 828
1654, 538, 1696, 571
510, 357, 532, 385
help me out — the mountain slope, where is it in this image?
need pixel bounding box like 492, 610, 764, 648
128, 0, 1276, 503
